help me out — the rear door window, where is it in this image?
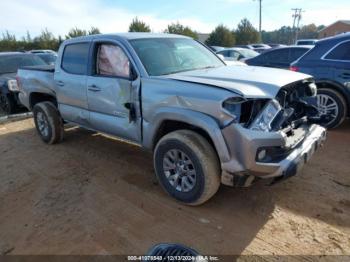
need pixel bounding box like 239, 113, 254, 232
61, 43, 90, 74
265, 49, 290, 64
228, 50, 240, 60
217, 50, 229, 57
325, 41, 350, 61
290, 48, 309, 62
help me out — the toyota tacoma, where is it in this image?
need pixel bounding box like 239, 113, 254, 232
16, 33, 326, 205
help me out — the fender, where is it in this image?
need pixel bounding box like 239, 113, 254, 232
0, 83, 10, 95
316, 79, 350, 115
142, 107, 231, 163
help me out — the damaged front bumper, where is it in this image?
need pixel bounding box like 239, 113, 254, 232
220, 123, 326, 187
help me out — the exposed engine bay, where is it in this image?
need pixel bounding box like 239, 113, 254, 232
236, 79, 322, 134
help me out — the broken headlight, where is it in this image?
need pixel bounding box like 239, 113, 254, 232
250, 99, 281, 132
222, 97, 245, 122
7, 79, 19, 92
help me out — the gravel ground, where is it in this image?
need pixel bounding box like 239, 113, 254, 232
0, 118, 349, 257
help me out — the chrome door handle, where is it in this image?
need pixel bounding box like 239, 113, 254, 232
88, 85, 101, 92
56, 81, 65, 87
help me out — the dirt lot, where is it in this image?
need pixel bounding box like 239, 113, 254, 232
0, 118, 349, 257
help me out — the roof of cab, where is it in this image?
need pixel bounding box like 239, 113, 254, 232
65, 33, 189, 44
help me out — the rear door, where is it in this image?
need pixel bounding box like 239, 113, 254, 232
54, 41, 91, 126
289, 48, 309, 65
86, 39, 141, 142
323, 40, 350, 86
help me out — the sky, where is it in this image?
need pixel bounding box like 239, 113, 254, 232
0, 0, 349, 38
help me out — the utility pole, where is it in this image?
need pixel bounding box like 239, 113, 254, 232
291, 8, 302, 44
254, 0, 262, 42
259, 0, 262, 40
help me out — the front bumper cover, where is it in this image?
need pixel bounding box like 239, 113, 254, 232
220, 123, 326, 187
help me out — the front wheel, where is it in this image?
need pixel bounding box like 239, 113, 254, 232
316, 88, 347, 128
0, 93, 16, 115
154, 130, 220, 205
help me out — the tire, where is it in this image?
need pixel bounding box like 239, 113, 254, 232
33, 102, 64, 144
0, 93, 16, 115
154, 130, 220, 206
317, 88, 347, 129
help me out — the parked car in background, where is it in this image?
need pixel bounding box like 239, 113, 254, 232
17, 33, 325, 205
291, 33, 350, 128
30, 49, 57, 55
235, 44, 270, 53
216, 47, 259, 62
209, 46, 225, 52
267, 43, 287, 49
296, 39, 318, 46
245, 46, 312, 69
0, 52, 46, 114
35, 53, 57, 65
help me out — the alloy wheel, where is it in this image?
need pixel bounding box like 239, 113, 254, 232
163, 149, 197, 192
317, 94, 339, 124
36, 111, 49, 137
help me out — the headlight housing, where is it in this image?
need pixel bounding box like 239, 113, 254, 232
222, 96, 245, 122
249, 99, 281, 132
7, 79, 19, 92
307, 82, 317, 97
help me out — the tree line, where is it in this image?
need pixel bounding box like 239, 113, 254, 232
0, 17, 325, 52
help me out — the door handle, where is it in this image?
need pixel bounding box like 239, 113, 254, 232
56, 81, 65, 87
340, 73, 350, 79
88, 85, 101, 92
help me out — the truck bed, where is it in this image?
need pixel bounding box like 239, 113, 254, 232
17, 65, 56, 109
20, 64, 55, 72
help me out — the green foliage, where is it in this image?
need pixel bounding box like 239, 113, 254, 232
66, 27, 87, 39
205, 25, 235, 47
88, 27, 101, 35
235, 18, 259, 44
128, 17, 151, 32
164, 22, 198, 39
298, 24, 319, 39
0, 26, 102, 52
261, 26, 294, 44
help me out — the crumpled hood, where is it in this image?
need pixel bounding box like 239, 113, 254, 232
163, 65, 312, 98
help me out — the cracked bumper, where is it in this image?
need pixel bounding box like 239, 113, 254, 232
220, 123, 326, 187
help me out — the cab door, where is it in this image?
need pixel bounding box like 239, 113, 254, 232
54, 41, 91, 126
86, 40, 141, 142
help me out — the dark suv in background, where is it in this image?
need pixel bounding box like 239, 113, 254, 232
246, 46, 312, 69
0, 52, 46, 114
291, 33, 350, 128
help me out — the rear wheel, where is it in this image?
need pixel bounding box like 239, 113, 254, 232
0, 93, 16, 115
316, 88, 347, 128
154, 130, 220, 205
33, 102, 64, 144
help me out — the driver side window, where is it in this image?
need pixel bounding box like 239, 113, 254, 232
96, 44, 130, 78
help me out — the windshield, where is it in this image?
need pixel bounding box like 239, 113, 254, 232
0, 54, 46, 74
239, 49, 259, 58
129, 38, 224, 76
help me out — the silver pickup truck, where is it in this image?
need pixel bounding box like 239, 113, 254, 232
16, 33, 326, 205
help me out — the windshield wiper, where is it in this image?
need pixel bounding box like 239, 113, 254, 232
160, 66, 218, 76
160, 68, 196, 76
